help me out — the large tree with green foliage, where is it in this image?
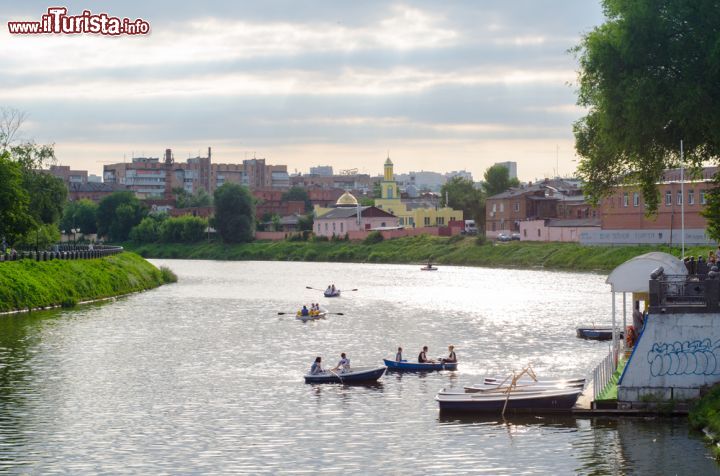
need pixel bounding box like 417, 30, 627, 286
0, 151, 32, 243
97, 191, 146, 241
440, 176, 484, 224
61, 199, 98, 235
573, 0, 720, 217
213, 183, 255, 243
482, 165, 520, 197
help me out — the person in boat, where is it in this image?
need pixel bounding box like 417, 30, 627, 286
301, 305, 310, 316
440, 345, 457, 363
310, 356, 323, 375
418, 346, 435, 364
331, 284, 336, 294
326, 285, 332, 294
395, 346, 403, 362
332, 352, 350, 372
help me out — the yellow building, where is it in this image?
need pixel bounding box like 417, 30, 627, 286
373, 157, 463, 228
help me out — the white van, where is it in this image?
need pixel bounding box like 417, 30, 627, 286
463, 220, 478, 235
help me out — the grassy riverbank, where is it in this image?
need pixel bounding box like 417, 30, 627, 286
689, 384, 720, 459
123, 235, 710, 272
0, 252, 172, 313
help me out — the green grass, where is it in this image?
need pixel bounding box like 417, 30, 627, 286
689, 384, 720, 460
595, 358, 627, 402
0, 252, 168, 312
123, 236, 711, 272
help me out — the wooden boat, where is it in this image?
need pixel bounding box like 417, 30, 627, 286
383, 359, 458, 372
304, 366, 386, 384
295, 310, 327, 322
420, 266, 438, 271
483, 376, 585, 385
324, 289, 341, 297
464, 381, 584, 393
576, 327, 624, 341
435, 388, 582, 412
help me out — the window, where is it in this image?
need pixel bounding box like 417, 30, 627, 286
523, 229, 527, 237
317, 224, 321, 233
623, 192, 628, 207
324, 223, 328, 231
437, 217, 445, 225
499, 203, 504, 213
398, 218, 404, 225
386, 187, 393, 199
340, 223, 344, 232
688, 190, 695, 205
701, 190, 707, 205
677, 190, 682, 205
514, 202, 520, 212
492, 203, 497, 213
537, 228, 541, 237
424, 217, 430, 226
633, 192, 639, 207
332, 223, 336, 231
665, 190, 672, 206
381, 222, 386, 227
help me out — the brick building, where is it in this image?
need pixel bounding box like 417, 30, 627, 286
580, 168, 717, 245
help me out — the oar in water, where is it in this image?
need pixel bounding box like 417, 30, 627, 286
306, 286, 359, 292
329, 368, 344, 384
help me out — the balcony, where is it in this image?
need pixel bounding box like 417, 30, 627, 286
649, 269, 720, 314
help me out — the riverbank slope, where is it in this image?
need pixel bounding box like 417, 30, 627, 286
123, 236, 709, 272
0, 252, 172, 313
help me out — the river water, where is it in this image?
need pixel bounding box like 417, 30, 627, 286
0, 260, 718, 474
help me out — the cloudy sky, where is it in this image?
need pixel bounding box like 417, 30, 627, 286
1, 1, 605, 180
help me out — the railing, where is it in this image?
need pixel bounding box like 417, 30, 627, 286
593, 340, 623, 401
0, 244, 123, 263
649, 269, 720, 313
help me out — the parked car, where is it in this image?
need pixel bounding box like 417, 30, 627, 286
511, 232, 521, 241
497, 233, 511, 242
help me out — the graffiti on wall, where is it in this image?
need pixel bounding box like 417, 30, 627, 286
647, 339, 720, 377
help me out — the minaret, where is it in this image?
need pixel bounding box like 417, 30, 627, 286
381, 155, 398, 200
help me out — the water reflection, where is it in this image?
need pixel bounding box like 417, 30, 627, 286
0, 260, 716, 474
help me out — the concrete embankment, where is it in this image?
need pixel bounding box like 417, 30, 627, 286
0, 252, 173, 313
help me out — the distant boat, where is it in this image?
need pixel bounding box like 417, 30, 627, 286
420, 266, 438, 271
304, 366, 386, 384
435, 387, 582, 413
383, 359, 457, 372
576, 327, 624, 341
324, 289, 341, 297
464, 381, 584, 393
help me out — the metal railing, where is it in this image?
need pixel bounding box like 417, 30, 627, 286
0, 244, 123, 263
649, 269, 720, 312
592, 340, 623, 401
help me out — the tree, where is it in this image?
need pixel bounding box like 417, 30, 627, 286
482, 165, 519, 197
298, 213, 314, 232
61, 199, 99, 235
271, 214, 281, 231
130, 216, 162, 243
173, 187, 212, 208
282, 186, 312, 212
573, 0, 720, 215
213, 183, 255, 243
440, 176, 485, 224
97, 191, 146, 241
0, 151, 31, 243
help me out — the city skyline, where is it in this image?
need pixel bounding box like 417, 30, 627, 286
1, 1, 605, 180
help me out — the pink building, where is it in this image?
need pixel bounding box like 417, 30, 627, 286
520, 219, 601, 242
315, 206, 398, 238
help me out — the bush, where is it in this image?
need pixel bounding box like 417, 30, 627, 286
364, 231, 384, 245
158, 216, 208, 243
311, 234, 329, 242
159, 266, 178, 283
130, 217, 161, 243
475, 234, 487, 245
447, 234, 465, 244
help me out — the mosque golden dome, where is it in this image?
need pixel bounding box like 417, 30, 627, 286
336, 191, 359, 207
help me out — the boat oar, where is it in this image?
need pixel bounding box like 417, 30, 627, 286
306, 286, 323, 292
329, 368, 344, 384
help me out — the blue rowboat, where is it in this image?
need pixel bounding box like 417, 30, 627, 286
576, 327, 624, 341
304, 366, 386, 384
324, 289, 341, 297
383, 359, 458, 372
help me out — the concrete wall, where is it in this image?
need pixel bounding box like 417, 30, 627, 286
519, 220, 598, 242
618, 312, 720, 402
580, 228, 713, 245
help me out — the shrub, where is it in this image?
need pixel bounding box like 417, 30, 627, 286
159, 216, 208, 243
364, 231, 384, 245
311, 234, 329, 242
159, 266, 178, 283
475, 234, 487, 245
447, 234, 465, 244
130, 217, 161, 243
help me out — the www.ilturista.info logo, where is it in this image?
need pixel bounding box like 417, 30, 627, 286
8, 7, 150, 35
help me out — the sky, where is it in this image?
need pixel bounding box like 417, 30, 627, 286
0, 1, 606, 181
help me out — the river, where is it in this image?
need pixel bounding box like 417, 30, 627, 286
0, 260, 717, 474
